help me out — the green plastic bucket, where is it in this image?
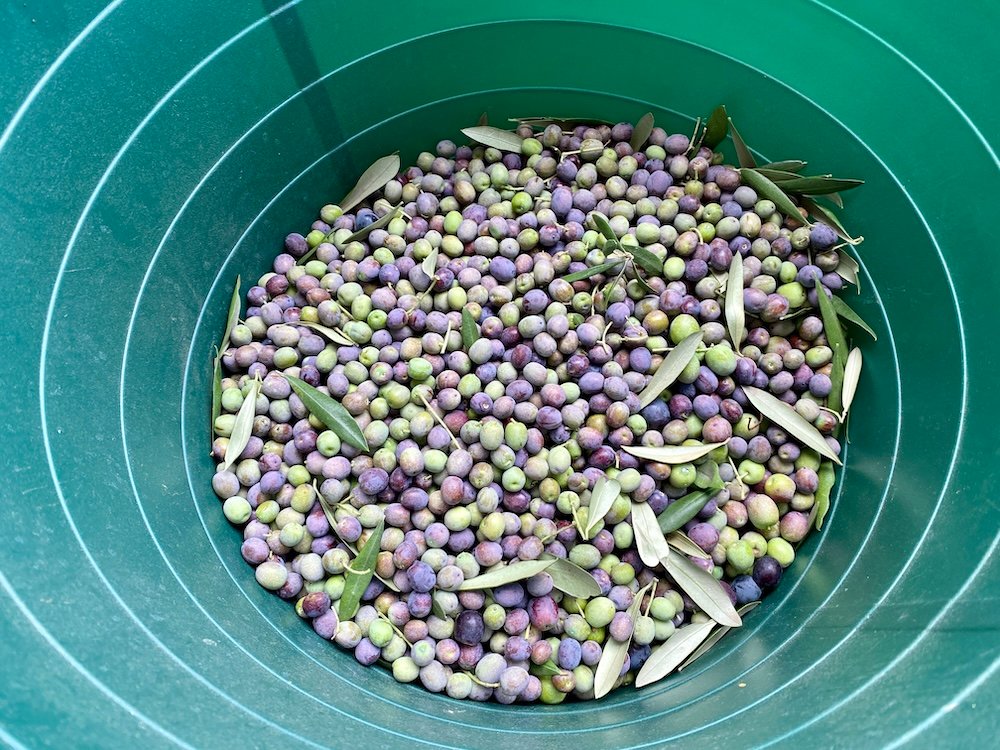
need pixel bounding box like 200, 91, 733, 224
2, 1, 997, 747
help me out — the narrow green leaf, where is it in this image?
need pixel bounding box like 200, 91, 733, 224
431, 592, 449, 619
758, 160, 807, 173
340, 154, 400, 213
623, 441, 727, 465
623, 245, 663, 277
338, 519, 384, 619
457, 559, 554, 590
814, 274, 849, 416
461, 308, 478, 351
585, 475, 622, 539
825, 192, 845, 209
590, 212, 618, 242
667, 532, 712, 560
340, 205, 402, 246
725, 253, 745, 349
298, 321, 355, 347
841, 348, 863, 419
223, 378, 259, 471
210, 354, 223, 444
285, 374, 369, 452
562, 259, 624, 283
801, 196, 862, 245
831, 296, 877, 340
594, 580, 655, 698
531, 660, 564, 677
814, 460, 836, 530
219, 275, 242, 355
743, 386, 841, 465
461, 126, 524, 152
635, 620, 716, 687
630, 112, 655, 152
637, 331, 703, 408
694, 460, 722, 491
740, 168, 810, 226
703, 105, 729, 149
752, 168, 803, 182
632, 501, 672, 568
777, 176, 864, 195
678, 601, 759, 671
421, 247, 439, 279
728, 117, 757, 168
665, 553, 741, 627
543, 556, 602, 598
658, 487, 721, 534
477, 112, 489, 126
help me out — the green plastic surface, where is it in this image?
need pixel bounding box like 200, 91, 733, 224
2, 1, 997, 748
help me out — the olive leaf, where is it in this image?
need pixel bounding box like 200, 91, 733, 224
543, 556, 602, 598
285, 374, 369, 452
637, 331, 703, 408
339, 154, 401, 214
728, 117, 757, 168
658, 487, 722, 534
739, 168, 810, 227
801, 196, 862, 246
457, 558, 554, 590
758, 160, 807, 173
667, 532, 712, 560
825, 192, 845, 209
703, 105, 729, 149
813, 274, 849, 416
590, 212, 618, 242
211, 354, 222, 445
298, 320, 355, 347
223, 377, 260, 471
461, 126, 524, 152
623, 245, 664, 277
752, 168, 802, 183
776, 176, 864, 195
631, 501, 672, 568
338, 518, 384, 619
630, 112, 654, 152
594, 580, 655, 699
421, 247, 439, 279
814, 460, 837, 530
340, 205, 402, 246
725, 253, 745, 349
431, 591, 449, 619
635, 620, 716, 688
677, 601, 759, 671
834, 250, 862, 287
584, 475, 622, 540
461, 308, 478, 351
742, 386, 841, 464
477, 112, 489, 126
532, 660, 564, 677
841, 348, 863, 420
219, 275, 242, 356
664, 553, 741, 627
694, 460, 722, 490
562, 259, 625, 283
831, 296, 877, 339
623, 441, 727, 465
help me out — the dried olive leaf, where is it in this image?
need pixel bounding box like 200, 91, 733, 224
219, 275, 242, 355
457, 558, 554, 590
460, 126, 524, 152
632, 501, 672, 568
665, 553, 742, 627
667, 532, 712, 560
725, 253, 745, 349
743, 386, 841, 465
728, 117, 757, 168
635, 620, 716, 687
340, 205, 402, 245
778, 176, 864, 195
340, 154, 401, 214
461, 308, 478, 351
703, 105, 729, 149
585, 475, 622, 539
595, 580, 655, 698
298, 321, 355, 347
841, 348, 863, 419
758, 160, 807, 173
678, 601, 760, 671
338, 519, 384, 619
739, 168, 810, 227
223, 377, 260, 471
543, 556, 602, 598
630, 112, 655, 152
285, 374, 369, 452
831, 296, 877, 340
421, 247, 439, 279
636, 331, 703, 408
814, 460, 837, 530
657, 486, 721, 534
623, 441, 727, 465
562, 259, 624, 283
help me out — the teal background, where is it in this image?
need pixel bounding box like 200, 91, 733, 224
1, 1, 997, 747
